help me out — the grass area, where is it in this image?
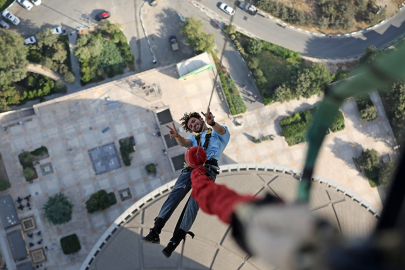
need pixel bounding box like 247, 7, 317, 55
0, 0, 14, 11
229, 30, 302, 105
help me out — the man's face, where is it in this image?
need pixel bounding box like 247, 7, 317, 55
187, 117, 204, 132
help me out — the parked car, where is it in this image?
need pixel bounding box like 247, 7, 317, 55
29, 0, 41, 6
24, 36, 36, 45
52, 26, 62, 34
219, 2, 235, 16
0, 19, 10, 29
2, 11, 20, 26
95, 11, 110, 21
150, 0, 158, 6
17, 0, 34, 10
237, 1, 257, 15
169, 36, 179, 51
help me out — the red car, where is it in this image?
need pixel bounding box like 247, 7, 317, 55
96, 11, 110, 21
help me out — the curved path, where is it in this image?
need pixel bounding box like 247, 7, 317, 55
27, 63, 64, 81
6, 0, 405, 68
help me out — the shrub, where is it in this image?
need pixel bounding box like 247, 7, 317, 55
360, 106, 377, 122
85, 189, 116, 213
64, 72, 76, 84
247, 40, 263, 55
60, 234, 81, 255
330, 110, 345, 132
31, 146, 48, 157
23, 167, 35, 179
358, 149, 379, 171
145, 163, 157, 174
378, 161, 396, 187
43, 193, 73, 225
19, 151, 36, 167
0, 179, 11, 191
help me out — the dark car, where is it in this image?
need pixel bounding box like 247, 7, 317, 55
96, 11, 110, 21
169, 36, 179, 51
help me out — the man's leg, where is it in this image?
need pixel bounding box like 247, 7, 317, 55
162, 196, 199, 258
142, 170, 192, 244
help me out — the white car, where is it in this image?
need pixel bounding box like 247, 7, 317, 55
24, 36, 36, 45
2, 11, 20, 25
17, 0, 34, 10
219, 3, 235, 16
30, 0, 41, 6
0, 19, 10, 29
52, 26, 62, 34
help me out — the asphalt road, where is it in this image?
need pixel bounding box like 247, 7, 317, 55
199, 0, 405, 58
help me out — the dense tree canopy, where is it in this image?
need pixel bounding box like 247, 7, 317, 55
378, 161, 396, 187
358, 149, 379, 171
181, 17, 215, 54
43, 193, 73, 225
389, 81, 405, 121
0, 29, 28, 86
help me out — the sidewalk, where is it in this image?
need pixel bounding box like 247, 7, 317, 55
67, 31, 82, 92
27, 64, 63, 82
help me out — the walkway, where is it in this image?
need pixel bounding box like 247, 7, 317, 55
27, 63, 63, 82
67, 31, 82, 91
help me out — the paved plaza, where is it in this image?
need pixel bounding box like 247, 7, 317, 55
0, 54, 396, 269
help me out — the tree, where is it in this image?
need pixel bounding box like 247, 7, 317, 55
85, 190, 116, 213
0, 29, 28, 85
248, 58, 259, 70
378, 161, 396, 187
181, 17, 215, 54
43, 193, 73, 225
36, 28, 59, 48
247, 39, 263, 55
360, 106, 377, 122
0, 179, 11, 191
64, 72, 76, 84
389, 82, 405, 121
23, 167, 35, 179
358, 149, 379, 171
51, 42, 67, 63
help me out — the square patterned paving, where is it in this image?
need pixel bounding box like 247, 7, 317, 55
88, 143, 121, 175
118, 188, 132, 201
40, 162, 54, 176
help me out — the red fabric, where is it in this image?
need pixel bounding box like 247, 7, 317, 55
191, 165, 257, 224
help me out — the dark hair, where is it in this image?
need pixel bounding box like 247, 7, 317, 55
180, 112, 202, 132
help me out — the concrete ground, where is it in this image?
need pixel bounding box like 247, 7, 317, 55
0, 54, 395, 269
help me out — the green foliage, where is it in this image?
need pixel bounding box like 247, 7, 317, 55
358, 149, 379, 171
0, 179, 11, 191
31, 146, 48, 157
389, 81, 405, 121
60, 234, 81, 255
119, 137, 135, 167
145, 163, 157, 174
64, 72, 76, 84
85, 189, 116, 213
16, 73, 55, 100
0, 29, 29, 85
213, 55, 246, 115
334, 68, 347, 82
54, 80, 67, 93
36, 28, 59, 48
256, 0, 309, 25
355, 93, 377, 122
19, 151, 36, 167
181, 17, 215, 54
43, 193, 73, 225
274, 63, 333, 102
23, 167, 35, 179
247, 40, 263, 55
27, 49, 42, 63
378, 161, 396, 187
248, 58, 259, 70
0, 85, 20, 112
280, 107, 344, 145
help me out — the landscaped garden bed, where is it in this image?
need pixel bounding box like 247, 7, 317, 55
119, 136, 136, 166
280, 107, 345, 146
355, 93, 377, 122
75, 21, 135, 86
18, 146, 49, 181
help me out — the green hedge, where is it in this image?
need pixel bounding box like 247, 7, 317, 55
119, 137, 135, 166
60, 234, 81, 255
31, 146, 49, 156
214, 55, 246, 115
85, 190, 117, 213
355, 94, 377, 122
0, 179, 11, 191
280, 108, 345, 146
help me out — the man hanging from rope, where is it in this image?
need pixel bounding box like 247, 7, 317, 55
142, 107, 230, 258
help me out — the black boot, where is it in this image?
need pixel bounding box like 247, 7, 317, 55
162, 229, 187, 258
142, 217, 165, 244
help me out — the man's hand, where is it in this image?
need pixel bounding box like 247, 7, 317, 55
166, 123, 180, 139
201, 107, 215, 126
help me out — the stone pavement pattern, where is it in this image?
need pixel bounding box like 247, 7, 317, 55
88, 169, 378, 270
0, 55, 394, 269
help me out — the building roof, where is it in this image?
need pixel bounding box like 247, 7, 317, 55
0, 195, 19, 229
82, 164, 378, 270
16, 262, 35, 270
7, 230, 28, 261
